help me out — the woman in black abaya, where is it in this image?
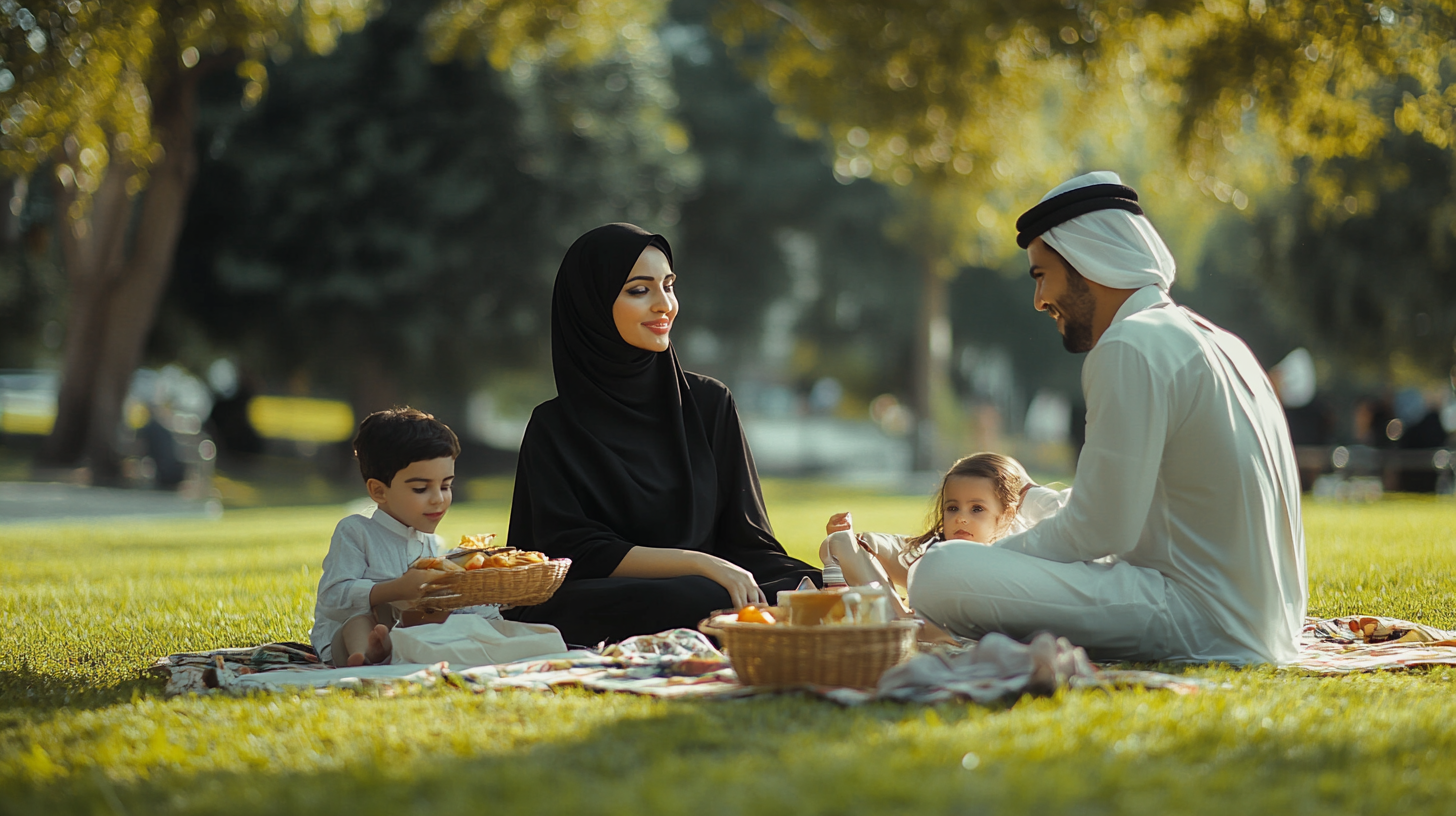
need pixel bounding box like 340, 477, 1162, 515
502, 223, 820, 645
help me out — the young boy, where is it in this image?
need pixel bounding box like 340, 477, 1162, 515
310, 407, 498, 667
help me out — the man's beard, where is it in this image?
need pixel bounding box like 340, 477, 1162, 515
1056, 271, 1097, 353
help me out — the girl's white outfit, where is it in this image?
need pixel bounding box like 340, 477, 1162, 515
852, 485, 1069, 574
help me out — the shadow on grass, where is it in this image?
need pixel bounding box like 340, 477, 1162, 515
0, 667, 167, 717
5, 684, 1454, 816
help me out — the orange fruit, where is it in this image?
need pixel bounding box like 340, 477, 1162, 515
736, 605, 776, 625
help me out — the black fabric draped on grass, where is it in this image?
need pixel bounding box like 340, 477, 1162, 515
503, 223, 821, 645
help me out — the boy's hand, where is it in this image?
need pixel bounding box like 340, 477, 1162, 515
825, 512, 853, 535
396, 568, 452, 600
369, 568, 452, 606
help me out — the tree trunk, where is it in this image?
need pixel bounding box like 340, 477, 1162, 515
86, 68, 204, 483
39, 143, 138, 467
910, 256, 953, 471
39, 65, 204, 482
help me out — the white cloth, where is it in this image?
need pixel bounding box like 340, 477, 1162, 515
1038, 171, 1177, 291
389, 615, 567, 666
309, 507, 501, 663
908, 286, 1306, 664
876, 632, 1099, 703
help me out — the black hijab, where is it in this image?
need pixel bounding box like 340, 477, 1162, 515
510, 224, 719, 574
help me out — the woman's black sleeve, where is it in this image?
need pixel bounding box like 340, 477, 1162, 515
507, 412, 638, 580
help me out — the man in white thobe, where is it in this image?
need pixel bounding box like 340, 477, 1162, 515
908, 171, 1307, 664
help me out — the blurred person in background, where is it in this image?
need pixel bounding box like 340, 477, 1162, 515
1269, 348, 1335, 491
1394, 387, 1451, 492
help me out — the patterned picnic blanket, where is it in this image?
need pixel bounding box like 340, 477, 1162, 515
147, 615, 1456, 703
146, 631, 740, 699
1287, 615, 1456, 674
147, 629, 1196, 703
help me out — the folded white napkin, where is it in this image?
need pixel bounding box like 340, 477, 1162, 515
390, 614, 567, 667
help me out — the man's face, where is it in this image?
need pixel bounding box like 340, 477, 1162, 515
1028, 238, 1097, 353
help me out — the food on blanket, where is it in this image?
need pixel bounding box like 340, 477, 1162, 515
736, 604, 776, 624
459, 533, 497, 548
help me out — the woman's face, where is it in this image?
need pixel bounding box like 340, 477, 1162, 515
612, 246, 677, 352
941, 475, 1010, 543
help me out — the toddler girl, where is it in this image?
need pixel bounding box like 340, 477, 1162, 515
819, 453, 1065, 620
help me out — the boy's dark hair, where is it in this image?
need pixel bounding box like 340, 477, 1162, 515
353, 407, 460, 486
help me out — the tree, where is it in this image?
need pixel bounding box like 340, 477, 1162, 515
1, 0, 372, 480
662, 0, 917, 404
1239, 129, 1456, 381
15, 0, 1456, 480
161, 0, 698, 421
165, 0, 920, 424
1, 0, 681, 479
704, 0, 1456, 458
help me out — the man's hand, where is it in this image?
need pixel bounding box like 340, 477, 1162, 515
825, 511, 853, 535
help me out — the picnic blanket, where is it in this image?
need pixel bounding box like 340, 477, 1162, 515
148, 615, 1456, 703
147, 629, 1195, 703
1287, 615, 1456, 674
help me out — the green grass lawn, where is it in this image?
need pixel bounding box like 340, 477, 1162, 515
2, 485, 1454, 815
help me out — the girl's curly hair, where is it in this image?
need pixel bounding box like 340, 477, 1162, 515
904, 452, 1026, 557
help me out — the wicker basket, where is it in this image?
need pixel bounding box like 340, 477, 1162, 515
700, 612, 918, 688
415, 558, 571, 612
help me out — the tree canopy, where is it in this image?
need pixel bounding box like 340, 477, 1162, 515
714, 1, 1456, 233
0, 0, 372, 217
164, 0, 698, 410
6, 0, 1456, 478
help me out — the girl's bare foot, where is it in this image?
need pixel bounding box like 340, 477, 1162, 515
364, 623, 392, 664
346, 651, 367, 667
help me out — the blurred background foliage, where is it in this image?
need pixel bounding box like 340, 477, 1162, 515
1, 0, 1454, 487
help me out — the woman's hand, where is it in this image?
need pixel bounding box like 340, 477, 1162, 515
609, 547, 766, 609
825, 511, 853, 535
692, 553, 767, 610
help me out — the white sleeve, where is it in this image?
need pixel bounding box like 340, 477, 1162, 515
1017, 485, 1070, 528
316, 522, 378, 619
994, 340, 1168, 562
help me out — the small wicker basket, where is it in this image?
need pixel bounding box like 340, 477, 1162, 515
701, 611, 918, 688
416, 558, 571, 612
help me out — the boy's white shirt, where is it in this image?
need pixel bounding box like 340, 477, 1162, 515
310, 505, 500, 664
